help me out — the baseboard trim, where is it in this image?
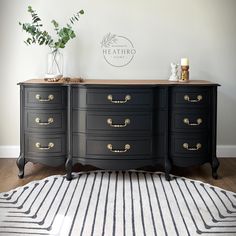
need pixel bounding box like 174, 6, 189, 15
0, 146, 20, 158
0, 145, 235, 158
217, 145, 236, 158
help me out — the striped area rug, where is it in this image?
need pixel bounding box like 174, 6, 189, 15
0, 171, 236, 236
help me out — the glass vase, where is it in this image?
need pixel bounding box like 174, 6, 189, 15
46, 49, 63, 78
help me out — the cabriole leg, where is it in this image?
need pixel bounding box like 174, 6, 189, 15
66, 156, 73, 180
165, 159, 172, 181
16, 154, 25, 179
211, 157, 219, 179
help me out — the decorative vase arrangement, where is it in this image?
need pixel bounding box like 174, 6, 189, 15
19, 6, 84, 79
169, 58, 190, 82
47, 49, 63, 78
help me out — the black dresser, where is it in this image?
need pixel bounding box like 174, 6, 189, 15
17, 79, 220, 180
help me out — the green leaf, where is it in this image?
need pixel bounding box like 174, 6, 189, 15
42, 31, 47, 36
22, 23, 27, 31
38, 36, 45, 45
33, 17, 41, 23
71, 32, 76, 38
59, 44, 66, 48
27, 25, 36, 35
51, 20, 59, 28
26, 38, 32, 44
28, 6, 33, 13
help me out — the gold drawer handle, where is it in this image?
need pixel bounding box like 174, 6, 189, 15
35, 94, 54, 102
183, 118, 203, 126
107, 118, 130, 128
184, 95, 203, 103
107, 144, 131, 153
107, 94, 131, 104
35, 117, 54, 125
35, 142, 54, 150
183, 143, 202, 151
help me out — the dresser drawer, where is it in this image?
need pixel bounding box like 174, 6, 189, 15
73, 110, 152, 134
171, 110, 209, 132
25, 87, 66, 108
25, 110, 66, 132
170, 134, 209, 157
25, 134, 66, 157
171, 87, 210, 108
73, 87, 153, 109
73, 134, 152, 158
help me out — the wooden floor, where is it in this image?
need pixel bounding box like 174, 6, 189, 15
0, 158, 236, 193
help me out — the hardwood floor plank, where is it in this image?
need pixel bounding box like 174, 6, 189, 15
0, 158, 236, 193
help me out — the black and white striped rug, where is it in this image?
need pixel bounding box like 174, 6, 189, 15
0, 171, 236, 236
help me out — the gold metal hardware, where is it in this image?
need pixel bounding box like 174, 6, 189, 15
35, 142, 54, 150
183, 143, 202, 151
107, 118, 130, 128
35, 94, 54, 102
183, 118, 203, 126
35, 117, 54, 125
107, 144, 131, 153
184, 95, 203, 103
107, 94, 131, 104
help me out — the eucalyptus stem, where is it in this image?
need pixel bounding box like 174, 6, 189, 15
53, 50, 61, 73
19, 6, 84, 50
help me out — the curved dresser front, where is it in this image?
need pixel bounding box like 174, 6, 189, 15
17, 79, 219, 181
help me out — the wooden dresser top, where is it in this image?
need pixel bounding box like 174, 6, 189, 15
19, 79, 220, 86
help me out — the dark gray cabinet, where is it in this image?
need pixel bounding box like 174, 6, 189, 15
17, 79, 220, 180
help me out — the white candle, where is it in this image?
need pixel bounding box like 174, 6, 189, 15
181, 58, 189, 66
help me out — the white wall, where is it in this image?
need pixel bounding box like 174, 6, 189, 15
0, 0, 236, 151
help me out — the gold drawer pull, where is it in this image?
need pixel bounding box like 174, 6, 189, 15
35, 117, 54, 125
183, 143, 202, 151
107, 118, 130, 128
107, 144, 131, 153
107, 94, 131, 104
184, 95, 203, 103
35, 94, 54, 102
35, 142, 54, 150
183, 118, 203, 126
